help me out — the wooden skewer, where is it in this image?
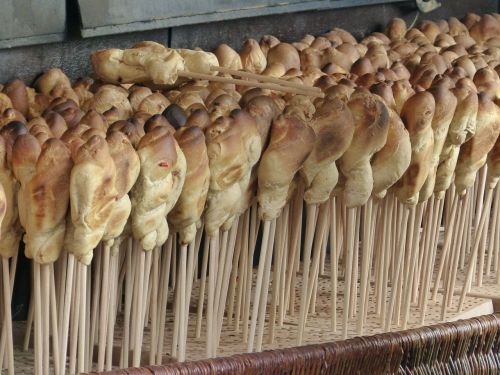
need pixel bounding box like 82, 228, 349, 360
458, 188, 495, 311
297, 204, 318, 345
195, 237, 209, 339
242, 203, 259, 341
235, 211, 250, 332
97, 246, 111, 371
357, 199, 373, 335
247, 219, 272, 353
49, 264, 61, 375
177, 71, 325, 98
156, 238, 173, 364
330, 197, 339, 332
149, 247, 160, 365
2, 258, 14, 375
385, 204, 410, 332
132, 249, 146, 367
88, 249, 102, 369
402, 203, 425, 329
60, 253, 75, 374
342, 207, 356, 339
432, 194, 459, 301
120, 240, 134, 368
77, 262, 88, 374
207, 234, 219, 358
105, 252, 119, 371
210, 66, 322, 93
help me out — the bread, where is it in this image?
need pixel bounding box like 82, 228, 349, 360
129, 86, 153, 112
395, 91, 435, 205
3, 80, 29, 117
245, 95, 280, 145
455, 92, 500, 195
44, 111, 68, 138
419, 82, 458, 202
168, 126, 210, 244
138, 92, 171, 115
260, 35, 281, 56
91, 44, 185, 85
0, 136, 20, 258
258, 114, 315, 220
487, 133, 500, 189
392, 80, 415, 115
266, 43, 301, 72
24, 139, 73, 263
130, 126, 180, 250
239, 39, 267, 74
434, 84, 478, 197
204, 111, 261, 235
0, 93, 13, 114
102, 132, 140, 253
214, 44, 243, 71
64, 135, 117, 264
301, 98, 355, 205
386, 18, 407, 41
339, 90, 389, 207
11, 134, 41, 256
371, 107, 411, 199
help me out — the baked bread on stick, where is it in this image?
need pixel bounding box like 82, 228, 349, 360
64, 135, 117, 264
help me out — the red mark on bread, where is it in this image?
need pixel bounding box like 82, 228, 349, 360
159, 161, 169, 168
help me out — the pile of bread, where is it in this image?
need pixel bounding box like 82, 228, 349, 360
1, 10, 500, 373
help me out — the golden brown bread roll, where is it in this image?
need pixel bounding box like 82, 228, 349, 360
130, 126, 184, 250
0, 136, 21, 258
419, 82, 458, 202
339, 90, 389, 207
469, 14, 500, 43
11, 134, 41, 250
102, 131, 140, 253
371, 107, 411, 198
487, 133, 500, 188
90, 85, 132, 120
79, 109, 108, 133
204, 110, 261, 235
455, 92, 500, 195
267, 43, 301, 72
258, 114, 315, 220
214, 44, 243, 71
35, 68, 72, 95
24, 138, 73, 263
259, 35, 280, 56
46, 98, 84, 128
64, 135, 117, 264
138, 92, 170, 115
392, 79, 415, 115
395, 91, 435, 205
185, 108, 211, 130
129, 86, 153, 112
0, 93, 13, 115
301, 98, 355, 205
44, 111, 68, 138
239, 39, 267, 74
168, 126, 210, 244
386, 18, 407, 41
245, 95, 280, 145
3, 80, 29, 117
91, 44, 184, 85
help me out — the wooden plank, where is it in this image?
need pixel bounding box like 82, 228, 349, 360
0, 0, 65, 48
78, 0, 406, 37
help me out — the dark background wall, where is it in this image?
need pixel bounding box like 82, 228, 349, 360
0, 0, 497, 84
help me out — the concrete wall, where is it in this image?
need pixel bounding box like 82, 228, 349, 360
0, 0, 497, 84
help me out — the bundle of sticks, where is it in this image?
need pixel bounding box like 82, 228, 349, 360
0, 11, 499, 375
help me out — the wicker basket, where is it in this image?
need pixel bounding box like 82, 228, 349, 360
86, 314, 500, 374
